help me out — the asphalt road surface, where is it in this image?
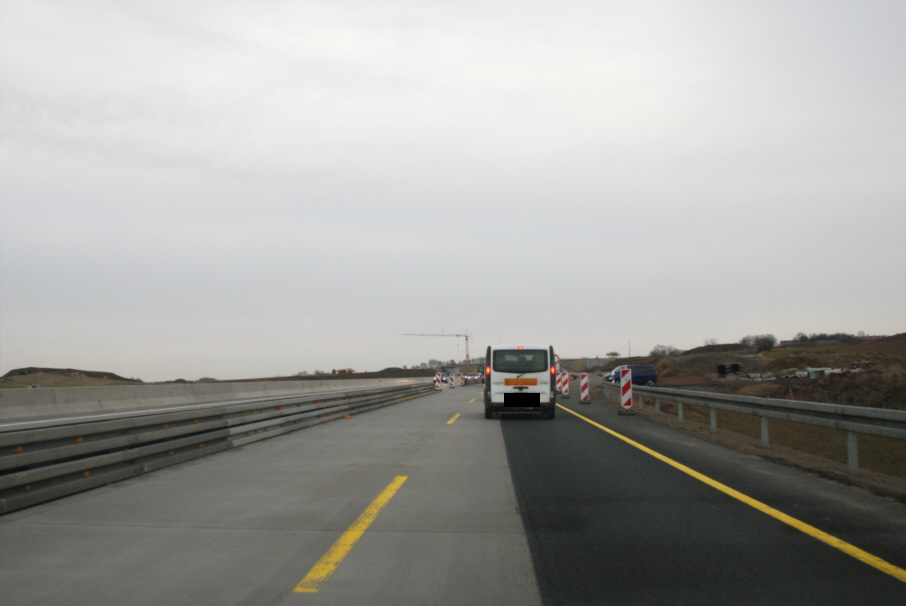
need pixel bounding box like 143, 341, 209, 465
503, 397, 906, 605
1, 382, 904, 605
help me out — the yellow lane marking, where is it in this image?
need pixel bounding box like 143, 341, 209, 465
447, 414, 461, 424
468, 398, 476, 403
558, 404, 906, 583
294, 476, 408, 593
395, 392, 432, 404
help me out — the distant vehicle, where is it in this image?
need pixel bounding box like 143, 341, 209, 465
484, 344, 557, 419
336, 368, 355, 374
605, 365, 658, 386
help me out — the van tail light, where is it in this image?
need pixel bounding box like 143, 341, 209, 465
485, 366, 491, 375
550, 366, 556, 375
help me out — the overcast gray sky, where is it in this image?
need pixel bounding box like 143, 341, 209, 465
2, 0, 904, 381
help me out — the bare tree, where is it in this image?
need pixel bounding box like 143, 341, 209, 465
739, 334, 777, 352
606, 351, 620, 358
650, 344, 680, 356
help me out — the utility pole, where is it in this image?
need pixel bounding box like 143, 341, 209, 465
403, 330, 473, 363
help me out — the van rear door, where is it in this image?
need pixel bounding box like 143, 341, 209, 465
490, 347, 551, 407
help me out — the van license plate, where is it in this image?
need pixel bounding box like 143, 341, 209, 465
505, 378, 538, 386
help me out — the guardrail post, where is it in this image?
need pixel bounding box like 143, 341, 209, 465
710, 408, 717, 433
654, 398, 660, 415
761, 417, 770, 448
847, 432, 859, 474
638, 395, 644, 411
677, 402, 684, 423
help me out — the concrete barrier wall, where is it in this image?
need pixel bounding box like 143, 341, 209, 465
0, 378, 432, 422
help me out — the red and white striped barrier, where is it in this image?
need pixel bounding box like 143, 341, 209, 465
556, 371, 563, 392
620, 369, 633, 409
435, 373, 441, 390
449, 374, 455, 389
561, 372, 570, 399
580, 373, 589, 403
461, 374, 465, 386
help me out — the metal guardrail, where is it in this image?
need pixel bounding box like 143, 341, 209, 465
599, 382, 906, 474
0, 383, 435, 514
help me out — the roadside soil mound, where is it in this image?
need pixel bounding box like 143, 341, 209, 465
616, 338, 906, 409
0, 371, 142, 389
2, 367, 137, 381
877, 332, 906, 342
648, 359, 710, 385
682, 344, 756, 355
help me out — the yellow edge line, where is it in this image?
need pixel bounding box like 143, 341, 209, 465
294, 476, 408, 593
447, 413, 461, 424
557, 403, 906, 583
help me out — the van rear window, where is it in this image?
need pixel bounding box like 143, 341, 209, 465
493, 350, 548, 373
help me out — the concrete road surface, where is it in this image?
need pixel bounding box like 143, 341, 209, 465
0, 385, 540, 606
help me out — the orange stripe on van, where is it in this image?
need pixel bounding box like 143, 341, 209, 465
505, 378, 538, 386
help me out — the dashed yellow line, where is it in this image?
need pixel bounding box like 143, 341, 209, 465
294, 476, 408, 593
557, 403, 906, 583
447, 413, 461, 425
468, 398, 476, 403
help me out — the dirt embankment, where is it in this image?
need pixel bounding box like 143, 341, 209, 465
591, 339, 906, 409
0, 372, 143, 389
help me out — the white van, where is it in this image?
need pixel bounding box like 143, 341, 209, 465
483, 344, 557, 419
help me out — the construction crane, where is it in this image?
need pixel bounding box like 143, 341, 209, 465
403, 330, 473, 364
